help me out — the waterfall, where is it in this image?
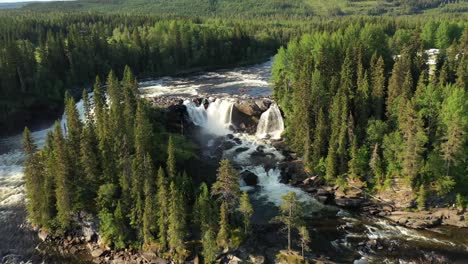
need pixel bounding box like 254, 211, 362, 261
256, 103, 284, 140
184, 98, 234, 135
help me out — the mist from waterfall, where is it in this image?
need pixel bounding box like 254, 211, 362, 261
256, 103, 284, 140
183, 98, 234, 135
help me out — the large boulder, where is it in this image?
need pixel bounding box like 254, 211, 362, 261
82, 222, 98, 242
241, 171, 258, 186
255, 99, 272, 112
235, 100, 262, 116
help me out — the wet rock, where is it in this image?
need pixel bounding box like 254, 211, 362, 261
251, 151, 267, 158
235, 147, 249, 153
241, 171, 258, 186
226, 134, 234, 140
256, 145, 266, 152
233, 138, 242, 145
221, 141, 236, 150
255, 99, 272, 111
278, 160, 309, 185
235, 101, 262, 116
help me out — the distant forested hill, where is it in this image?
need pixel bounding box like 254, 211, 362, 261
21, 0, 468, 17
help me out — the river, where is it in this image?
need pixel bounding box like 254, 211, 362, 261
1, 59, 467, 263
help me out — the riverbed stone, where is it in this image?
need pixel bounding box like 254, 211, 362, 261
235, 147, 249, 153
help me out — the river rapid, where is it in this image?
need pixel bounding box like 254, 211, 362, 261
1, 59, 467, 263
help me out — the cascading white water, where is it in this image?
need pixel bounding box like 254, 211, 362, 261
184, 98, 234, 135
256, 103, 284, 140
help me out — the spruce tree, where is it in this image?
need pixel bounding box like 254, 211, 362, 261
42, 132, 57, 229
168, 181, 186, 261
167, 135, 177, 179
157, 167, 169, 251
440, 86, 467, 176
212, 159, 241, 211
238, 191, 253, 235
80, 123, 100, 211
65, 95, 83, 209
399, 100, 427, 182
143, 172, 157, 246
92, 76, 106, 140
370, 55, 386, 119
387, 51, 411, 118
369, 143, 384, 188
53, 121, 72, 231
217, 201, 230, 251
194, 183, 216, 233
202, 228, 218, 264
311, 108, 327, 171
23, 127, 45, 226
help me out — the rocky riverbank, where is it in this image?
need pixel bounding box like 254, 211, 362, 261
280, 154, 468, 230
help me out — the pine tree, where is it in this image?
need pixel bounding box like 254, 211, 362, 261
212, 159, 241, 211
217, 201, 230, 251
202, 228, 218, 264
298, 226, 310, 259
238, 192, 253, 235
53, 121, 72, 231
168, 181, 186, 261
273, 192, 304, 252
157, 167, 169, 251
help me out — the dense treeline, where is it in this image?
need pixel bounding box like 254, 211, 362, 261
22, 67, 253, 262
20, 0, 468, 17
273, 19, 467, 209
0, 13, 288, 135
